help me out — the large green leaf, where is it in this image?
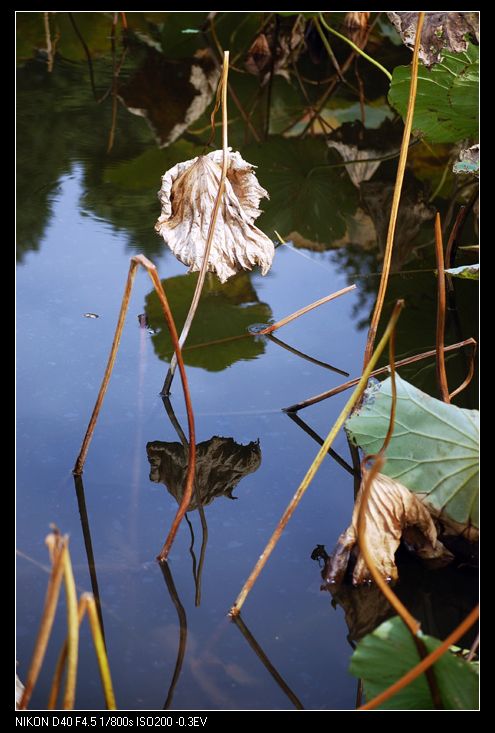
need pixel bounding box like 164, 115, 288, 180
388, 44, 479, 143
145, 271, 272, 372
243, 137, 358, 245
346, 375, 479, 528
350, 616, 478, 710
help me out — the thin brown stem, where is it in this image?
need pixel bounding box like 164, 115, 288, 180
292, 61, 335, 134
268, 334, 349, 377
357, 323, 442, 707
363, 11, 424, 368
230, 302, 403, 616
466, 633, 479, 662
228, 83, 262, 143
449, 340, 477, 400
73, 254, 195, 559
195, 501, 208, 607
286, 411, 355, 476
264, 15, 279, 139
19, 537, 66, 710
359, 606, 479, 710
43, 12, 54, 72
74, 260, 138, 475
258, 285, 356, 335
163, 51, 230, 395
160, 562, 188, 709
139, 259, 196, 562
284, 338, 476, 413
314, 16, 345, 82
434, 212, 450, 403
107, 14, 119, 154
357, 394, 419, 632
298, 14, 380, 138
73, 474, 106, 641
160, 395, 205, 598
355, 678, 364, 709
232, 614, 304, 710
445, 192, 478, 307
68, 13, 98, 101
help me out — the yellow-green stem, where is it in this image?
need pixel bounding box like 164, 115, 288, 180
19, 539, 66, 709
319, 13, 392, 80
163, 50, 230, 394
230, 300, 404, 616
84, 593, 117, 709
363, 11, 424, 368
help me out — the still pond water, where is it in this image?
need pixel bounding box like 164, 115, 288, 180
16, 12, 477, 710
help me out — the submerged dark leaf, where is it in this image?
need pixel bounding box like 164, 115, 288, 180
147, 436, 261, 510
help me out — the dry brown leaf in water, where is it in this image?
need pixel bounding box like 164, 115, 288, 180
155, 150, 275, 283
387, 12, 479, 67
323, 471, 453, 586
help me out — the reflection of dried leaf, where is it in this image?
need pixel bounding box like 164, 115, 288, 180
327, 142, 382, 188
328, 121, 402, 188
320, 548, 478, 644
329, 582, 394, 642
343, 12, 370, 47
387, 12, 479, 67
119, 48, 220, 148
155, 150, 275, 283
244, 33, 272, 76
147, 436, 261, 510
360, 179, 435, 268
323, 472, 453, 586
244, 17, 305, 84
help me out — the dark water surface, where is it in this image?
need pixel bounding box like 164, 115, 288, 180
17, 12, 477, 711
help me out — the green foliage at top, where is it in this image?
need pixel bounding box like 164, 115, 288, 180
351, 616, 478, 709
388, 44, 479, 143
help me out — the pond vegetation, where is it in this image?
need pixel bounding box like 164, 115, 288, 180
16, 11, 478, 711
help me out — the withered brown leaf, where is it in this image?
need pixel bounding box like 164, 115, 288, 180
387, 12, 479, 67
323, 471, 453, 586
155, 150, 275, 283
